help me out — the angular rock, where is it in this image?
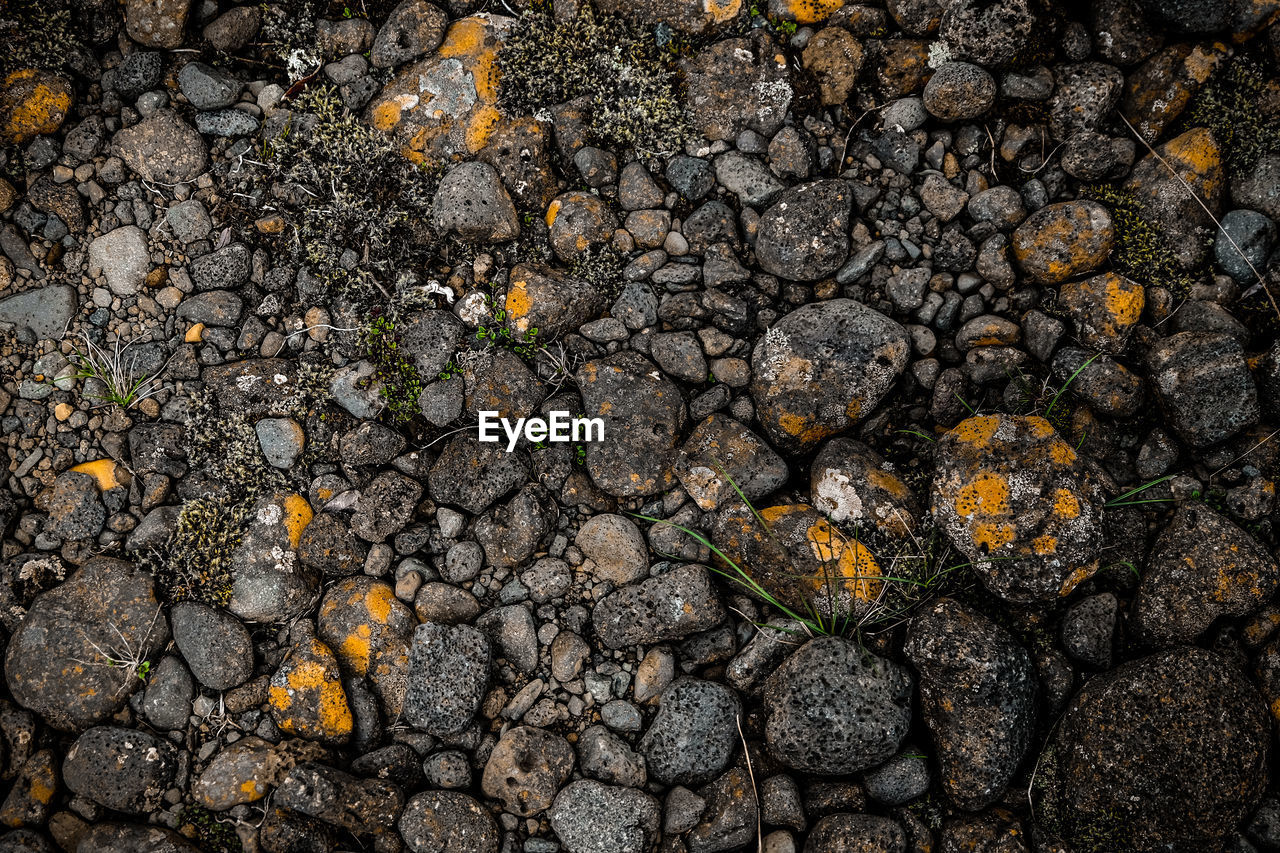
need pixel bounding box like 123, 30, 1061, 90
317, 576, 414, 718
371, 0, 448, 68
276, 762, 404, 844
905, 598, 1037, 811
682, 33, 792, 141
88, 226, 149, 297
268, 636, 353, 745
63, 726, 177, 814
755, 180, 852, 281
481, 726, 575, 817
1057, 272, 1144, 354
431, 161, 520, 242
399, 791, 499, 853
1146, 331, 1258, 446
111, 110, 208, 184
505, 263, 605, 339
125, 0, 192, 48
593, 564, 727, 649
674, 414, 788, 512
1123, 127, 1224, 270
575, 514, 649, 586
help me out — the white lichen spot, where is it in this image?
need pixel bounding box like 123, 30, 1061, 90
926, 41, 953, 69
257, 503, 284, 526
814, 468, 864, 524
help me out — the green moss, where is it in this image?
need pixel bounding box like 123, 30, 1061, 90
497, 3, 689, 156
365, 314, 424, 426
571, 243, 626, 302
146, 499, 246, 608
1081, 183, 1198, 299
1186, 56, 1280, 181
0, 0, 81, 73
178, 804, 243, 853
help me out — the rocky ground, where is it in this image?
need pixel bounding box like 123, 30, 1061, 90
0, 0, 1279, 851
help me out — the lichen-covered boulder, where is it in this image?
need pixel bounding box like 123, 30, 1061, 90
1132, 504, 1280, 647
1057, 272, 1145, 354
317, 576, 414, 719
750, 299, 909, 452
5, 557, 169, 732
228, 493, 317, 623
810, 437, 921, 538
1010, 200, 1114, 284
1, 69, 72, 145
1040, 647, 1268, 851
932, 414, 1109, 603
505, 263, 605, 339
1123, 126, 1224, 270
682, 32, 792, 142
268, 636, 353, 745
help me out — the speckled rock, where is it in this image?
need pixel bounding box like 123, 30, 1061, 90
1123, 126, 1224, 270
751, 299, 909, 451
124, 0, 191, 47
1132, 504, 1280, 647
1042, 647, 1268, 851
932, 415, 1109, 602
481, 726, 575, 817
170, 602, 254, 690
399, 791, 499, 853
1, 69, 72, 145
1046, 62, 1125, 140
275, 762, 404, 845
805, 814, 907, 853
1146, 331, 1259, 447
505, 263, 605, 339
1057, 272, 1145, 354
547, 190, 618, 262
639, 678, 741, 786
5, 557, 168, 732
75, 824, 200, 852
402, 622, 490, 736
802, 26, 865, 106
593, 564, 727, 649
370, 0, 448, 68
1010, 200, 1114, 285
922, 62, 995, 121
549, 781, 662, 853
575, 514, 649, 586
755, 180, 853, 281
763, 637, 912, 775
674, 414, 788, 511
431, 160, 520, 242
682, 32, 792, 142
904, 598, 1036, 811
63, 726, 177, 814
1121, 43, 1227, 143
810, 437, 921, 537
111, 110, 208, 184
939, 0, 1042, 68
228, 493, 317, 623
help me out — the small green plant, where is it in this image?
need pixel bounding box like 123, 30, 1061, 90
66, 333, 171, 410
178, 804, 243, 853
1081, 184, 1198, 298
574, 444, 587, 466
145, 499, 247, 607
1105, 475, 1174, 508
365, 314, 424, 426
69, 606, 162, 694
1044, 353, 1099, 419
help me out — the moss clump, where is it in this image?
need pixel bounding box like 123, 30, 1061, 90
146, 499, 246, 607
364, 313, 424, 426
497, 4, 689, 156
571, 243, 626, 302
0, 0, 80, 74
1186, 56, 1280, 181
267, 85, 441, 303
178, 804, 243, 853
1081, 183, 1197, 299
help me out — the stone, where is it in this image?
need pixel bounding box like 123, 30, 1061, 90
763, 637, 912, 774
1141, 0, 1233, 32
861, 746, 931, 806
923, 62, 995, 121
1123, 127, 1224, 270
371, 0, 448, 68
203, 6, 261, 51
177, 62, 241, 110
639, 678, 741, 787
431, 161, 520, 242
75, 825, 200, 852
1048, 347, 1144, 418
905, 598, 1037, 810
268, 636, 353, 744
5, 557, 168, 731
939, 0, 1040, 68
429, 434, 527, 515
805, 814, 907, 853
402, 622, 490, 736
750, 299, 909, 451
1121, 42, 1226, 143
1216, 209, 1276, 282
275, 762, 403, 844
505, 263, 604, 339
714, 151, 785, 207
63, 726, 177, 814
481, 726, 575, 817
170, 603, 253, 690
112, 110, 208, 184
317, 576, 413, 718
1046, 62, 1124, 140
1057, 272, 1145, 354
675, 413, 788, 512
228, 493, 317, 623
682, 33, 792, 142
576, 514, 649, 586
578, 725, 647, 787
932, 415, 1109, 602
472, 485, 557, 569
593, 564, 727, 649
352, 472, 421, 543
1146, 331, 1258, 447
192, 737, 289, 810
1061, 593, 1118, 669
547, 191, 617, 262
125, 0, 192, 47
810, 437, 920, 537
576, 352, 688, 497
37, 472, 104, 542
802, 27, 865, 106
755, 180, 852, 281
255, 418, 304, 469
0, 285, 76, 341
686, 768, 758, 853
88, 226, 149, 296
1, 69, 72, 145
1233, 153, 1280, 221
399, 791, 499, 853
1132, 504, 1280, 647
1010, 200, 1114, 284
548, 781, 661, 853
1043, 647, 1268, 851
141, 655, 194, 731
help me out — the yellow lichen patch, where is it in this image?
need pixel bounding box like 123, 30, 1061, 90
1033, 534, 1058, 555
866, 468, 910, 500
371, 97, 408, 133
506, 277, 532, 332
281, 494, 313, 548
1053, 489, 1080, 519
953, 471, 1010, 518
185, 322, 205, 343
973, 521, 1016, 552
1159, 127, 1223, 198
339, 625, 373, 676
776, 411, 833, 446
775, 0, 845, 24
2, 69, 73, 145
805, 520, 881, 602
366, 583, 395, 622
1059, 563, 1098, 596
240, 779, 265, 798
269, 639, 353, 742
1103, 275, 1145, 326
545, 198, 562, 229
952, 415, 1000, 447
70, 459, 127, 491
1270, 697, 1280, 721
1048, 439, 1078, 466
465, 104, 502, 154
705, 0, 743, 23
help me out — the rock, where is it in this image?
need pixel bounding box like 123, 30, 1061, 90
429, 434, 527, 515
861, 746, 931, 807
367, 15, 509, 162
1233, 153, 1280, 221
905, 598, 1036, 810
37, 471, 104, 542
923, 62, 995, 121
177, 62, 241, 110
63, 726, 177, 814
175, 290, 242, 326
1123, 127, 1224, 270
431, 161, 520, 242
597, 0, 744, 33
683, 33, 792, 142
674, 414, 788, 511
75, 824, 199, 852
1216, 209, 1276, 282
0, 749, 57, 828
461, 348, 545, 421
317, 576, 413, 718
1141, 0, 1232, 32
639, 678, 741, 786
1010, 200, 1114, 284
802, 27, 865, 106
686, 768, 758, 853
481, 726, 575, 817
1121, 42, 1226, 143
578, 725, 647, 787
170, 603, 253, 690
352, 472, 421, 543
192, 737, 288, 810
402, 622, 490, 736
125, 0, 191, 47
275, 762, 403, 844
399, 791, 499, 853
1057, 272, 1145, 354
1, 69, 72, 145
805, 814, 907, 853
593, 564, 727, 649
750, 299, 909, 451
371, 0, 448, 68
1049, 347, 1144, 418
112, 110, 208, 183
0, 285, 76, 341
810, 437, 920, 537
1061, 592, 1118, 669
965, 186, 1025, 231
714, 151, 785, 207
1043, 647, 1268, 851
576, 514, 649, 586
268, 636, 353, 744
932, 415, 1109, 602
255, 418, 304, 469
548, 781, 661, 853
1047, 62, 1124, 140
5, 557, 168, 731
1146, 332, 1258, 446
114, 52, 165, 100
505, 263, 604, 339
190, 243, 251, 292
141, 655, 194, 730
203, 6, 261, 51
547, 191, 617, 262
472, 485, 557, 568
763, 637, 912, 774
939, 0, 1041, 67
576, 352, 688, 497
228, 493, 317, 623
755, 180, 853, 281
27, 175, 85, 233
88, 226, 149, 297
1132, 504, 1280, 646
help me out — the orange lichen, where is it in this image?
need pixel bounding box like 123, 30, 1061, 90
953, 471, 1010, 518
1054, 489, 1081, 519
281, 494, 313, 549
952, 415, 1000, 447
70, 459, 126, 491
2, 69, 72, 144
